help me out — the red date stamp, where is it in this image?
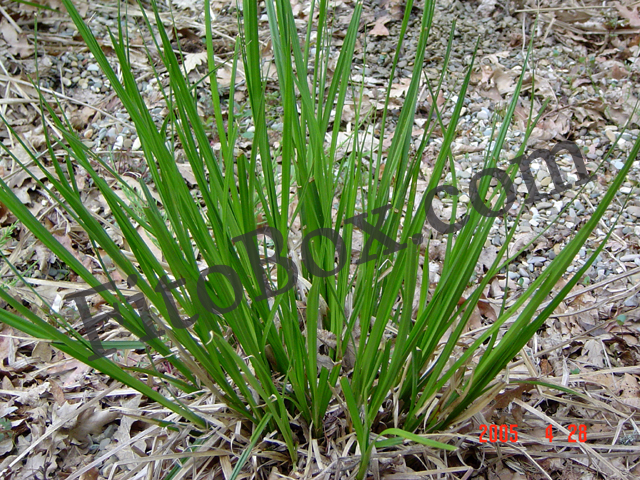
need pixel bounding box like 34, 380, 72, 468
479, 424, 587, 443
479, 424, 518, 443
546, 424, 587, 443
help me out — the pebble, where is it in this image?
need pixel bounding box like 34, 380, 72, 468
621, 254, 640, 262
529, 256, 547, 265
613, 161, 625, 170
477, 110, 489, 120
627, 206, 640, 218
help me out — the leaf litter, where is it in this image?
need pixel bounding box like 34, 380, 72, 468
1, 0, 640, 478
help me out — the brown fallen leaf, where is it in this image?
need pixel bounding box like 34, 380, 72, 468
70, 106, 96, 130
617, 373, 640, 409
68, 405, 119, 443
0, 19, 33, 58
0, 201, 16, 225
508, 232, 535, 258
616, 2, 640, 27
79, 468, 100, 480
369, 16, 392, 36
491, 65, 516, 96
478, 293, 498, 321
389, 78, 411, 98
183, 51, 207, 73
137, 226, 164, 263
176, 163, 197, 185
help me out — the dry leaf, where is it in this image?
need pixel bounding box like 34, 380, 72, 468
172, 0, 197, 10
70, 106, 96, 130
176, 163, 197, 185
217, 65, 233, 87
0, 327, 17, 368
32, 341, 52, 363
79, 468, 100, 480
390, 78, 411, 98
47, 358, 92, 388
491, 66, 516, 96
478, 247, 498, 272
369, 16, 391, 36
478, 294, 498, 321
112, 396, 143, 462
184, 51, 207, 74
582, 339, 605, 368
137, 226, 163, 263
508, 232, 534, 258
616, 2, 640, 27
49, 380, 66, 406
0, 19, 33, 58
68, 405, 119, 443
477, 0, 497, 17
618, 373, 640, 409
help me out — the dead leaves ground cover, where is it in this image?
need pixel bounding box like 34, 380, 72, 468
1, 0, 640, 478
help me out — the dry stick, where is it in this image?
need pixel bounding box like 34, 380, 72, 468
107, 437, 227, 480
0, 5, 22, 33
581, 192, 628, 253
481, 266, 640, 309
93, 3, 251, 46
513, 398, 629, 479
549, 281, 640, 318
69, 390, 220, 480
509, 443, 553, 480
517, 2, 640, 13
67, 424, 163, 480
0, 74, 134, 129
0, 382, 121, 477
0, 204, 55, 279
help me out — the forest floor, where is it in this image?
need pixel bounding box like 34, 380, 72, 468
2, 0, 640, 479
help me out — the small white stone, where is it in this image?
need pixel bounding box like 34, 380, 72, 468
628, 206, 640, 218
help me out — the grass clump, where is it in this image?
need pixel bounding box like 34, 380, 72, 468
0, 0, 637, 477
